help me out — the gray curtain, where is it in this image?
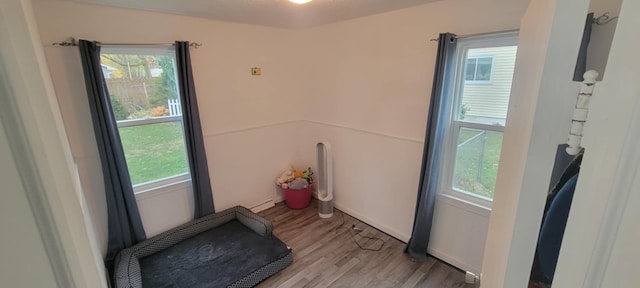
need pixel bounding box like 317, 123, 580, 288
175, 41, 215, 218
405, 33, 457, 261
78, 40, 146, 270
573, 13, 594, 81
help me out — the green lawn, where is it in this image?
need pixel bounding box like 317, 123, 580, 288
119, 122, 189, 185
453, 128, 503, 199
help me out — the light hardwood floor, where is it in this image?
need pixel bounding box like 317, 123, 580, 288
257, 200, 475, 288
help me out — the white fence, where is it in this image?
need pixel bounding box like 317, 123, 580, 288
168, 98, 181, 116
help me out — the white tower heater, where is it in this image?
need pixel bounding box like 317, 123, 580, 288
317, 142, 334, 218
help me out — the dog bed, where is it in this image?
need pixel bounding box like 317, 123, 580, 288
114, 206, 292, 288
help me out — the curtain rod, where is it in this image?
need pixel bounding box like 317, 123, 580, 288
52, 37, 202, 48
429, 29, 519, 42
593, 12, 618, 26
428, 12, 618, 42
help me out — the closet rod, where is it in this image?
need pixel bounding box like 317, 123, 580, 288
52, 37, 202, 48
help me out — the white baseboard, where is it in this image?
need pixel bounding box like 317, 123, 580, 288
333, 202, 411, 243
428, 247, 480, 275
249, 199, 276, 213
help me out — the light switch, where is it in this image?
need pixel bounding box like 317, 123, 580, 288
251, 67, 261, 75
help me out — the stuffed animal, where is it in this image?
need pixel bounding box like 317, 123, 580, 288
302, 167, 314, 184
276, 166, 295, 187
287, 178, 309, 190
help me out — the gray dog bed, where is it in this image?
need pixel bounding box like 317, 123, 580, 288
114, 206, 292, 288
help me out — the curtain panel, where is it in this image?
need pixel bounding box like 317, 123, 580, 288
405, 33, 457, 261
78, 40, 146, 271
175, 41, 215, 218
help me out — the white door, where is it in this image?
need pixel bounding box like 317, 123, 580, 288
428, 32, 519, 274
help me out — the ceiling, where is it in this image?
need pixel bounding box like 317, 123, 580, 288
67, 0, 442, 29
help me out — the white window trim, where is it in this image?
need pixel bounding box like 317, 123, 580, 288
445, 121, 504, 208
438, 31, 519, 209
465, 55, 495, 84
116, 111, 191, 194
116, 116, 191, 195
117, 115, 182, 128
133, 173, 191, 195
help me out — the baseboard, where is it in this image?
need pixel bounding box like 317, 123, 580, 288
428, 247, 480, 275
249, 199, 276, 213
333, 202, 411, 243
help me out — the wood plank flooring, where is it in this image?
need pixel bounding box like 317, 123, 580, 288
257, 200, 474, 288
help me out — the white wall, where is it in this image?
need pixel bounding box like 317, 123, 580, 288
554, 0, 640, 286
292, 0, 528, 273
0, 117, 59, 288
481, 0, 590, 286
600, 162, 640, 288
297, 0, 528, 140
33, 0, 305, 249
296, 121, 424, 240
1, 0, 106, 286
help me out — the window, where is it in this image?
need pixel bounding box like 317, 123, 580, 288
465, 56, 494, 82
440, 33, 518, 207
100, 47, 190, 192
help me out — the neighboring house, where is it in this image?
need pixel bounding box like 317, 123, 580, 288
150, 68, 163, 77
462, 46, 518, 124
100, 63, 116, 79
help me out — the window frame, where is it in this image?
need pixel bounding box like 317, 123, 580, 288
464, 55, 495, 84
101, 46, 192, 195
115, 116, 190, 193
438, 32, 519, 209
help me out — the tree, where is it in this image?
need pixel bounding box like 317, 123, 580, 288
100, 54, 152, 79
110, 95, 129, 120
149, 56, 178, 108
